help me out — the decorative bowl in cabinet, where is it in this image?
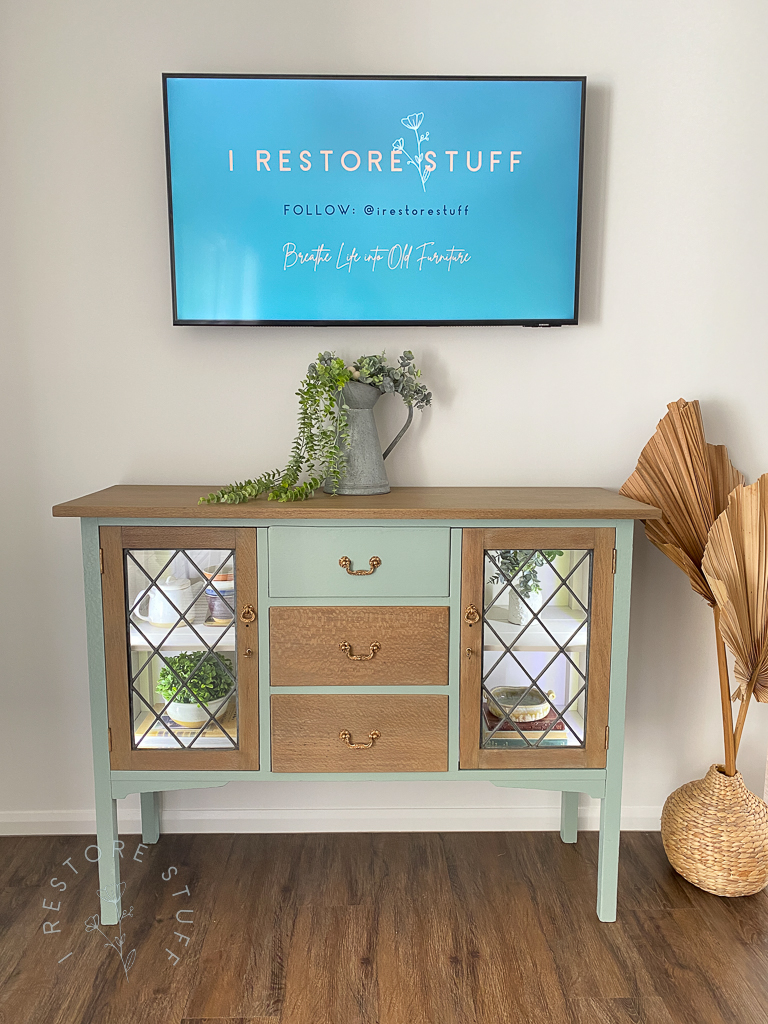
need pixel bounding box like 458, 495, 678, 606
487, 685, 556, 722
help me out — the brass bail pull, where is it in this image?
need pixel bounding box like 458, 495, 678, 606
339, 640, 381, 661
239, 604, 256, 625
339, 729, 381, 750
464, 604, 481, 626
339, 555, 382, 576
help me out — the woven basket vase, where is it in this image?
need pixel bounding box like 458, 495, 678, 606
661, 764, 768, 897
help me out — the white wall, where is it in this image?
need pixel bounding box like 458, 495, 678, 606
2, 0, 767, 835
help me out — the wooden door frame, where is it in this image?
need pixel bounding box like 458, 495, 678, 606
459, 527, 614, 769
101, 525, 259, 770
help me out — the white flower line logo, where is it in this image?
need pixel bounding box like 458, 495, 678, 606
84, 881, 135, 981
392, 112, 431, 192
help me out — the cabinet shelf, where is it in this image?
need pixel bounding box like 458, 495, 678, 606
483, 604, 586, 652
133, 702, 238, 749
481, 702, 585, 748
129, 623, 235, 652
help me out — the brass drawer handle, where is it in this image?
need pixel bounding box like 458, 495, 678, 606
240, 604, 256, 625
339, 729, 381, 749
339, 640, 381, 661
339, 555, 382, 575
464, 604, 481, 626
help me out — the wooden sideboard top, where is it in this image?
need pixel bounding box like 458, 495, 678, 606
52, 485, 661, 521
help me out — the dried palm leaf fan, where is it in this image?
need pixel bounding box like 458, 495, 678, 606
661, 476, 768, 897
703, 475, 768, 752
620, 399, 744, 775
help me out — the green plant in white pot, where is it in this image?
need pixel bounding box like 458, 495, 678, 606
487, 549, 563, 624
156, 651, 234, 728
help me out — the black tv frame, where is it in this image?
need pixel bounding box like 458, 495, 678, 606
163, 74, 587, 328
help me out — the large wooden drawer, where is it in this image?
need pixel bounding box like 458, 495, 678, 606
270, 606, 449, 686
268, 526, 451, 598
270, 694, 449, 772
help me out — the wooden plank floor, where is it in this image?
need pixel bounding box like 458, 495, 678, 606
1, 831, 767, 1023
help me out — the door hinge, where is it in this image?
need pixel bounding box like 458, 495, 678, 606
611, 548, 617, 574
108, 727, 112, 752
605, 725, 610, 749
99, 548, 104, 574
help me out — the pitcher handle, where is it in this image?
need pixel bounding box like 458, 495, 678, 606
382, 404, 414, 460
132, 588, 151, 622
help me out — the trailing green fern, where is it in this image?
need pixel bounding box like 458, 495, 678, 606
200, 350, 431, 505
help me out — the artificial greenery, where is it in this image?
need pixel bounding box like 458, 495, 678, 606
348, 351, 432, 408
200, 350, 431, 504
156, 651, 234, 706
487, 549, 564, 599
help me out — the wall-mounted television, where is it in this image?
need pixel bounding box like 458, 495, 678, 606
163, 75, 585, 327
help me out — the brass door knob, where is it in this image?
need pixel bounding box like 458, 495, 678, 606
239, 604, 256, 625
464, 604, 481, 626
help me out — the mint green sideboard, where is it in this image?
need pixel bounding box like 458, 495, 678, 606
53, 485, 660, 924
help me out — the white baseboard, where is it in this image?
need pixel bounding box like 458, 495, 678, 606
0, 804, 662, 836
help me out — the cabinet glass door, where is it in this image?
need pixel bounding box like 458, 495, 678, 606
101, 526, 258, 770
459, 528, 614, 769
481, 545, 590, 750
126, 545, 238, 751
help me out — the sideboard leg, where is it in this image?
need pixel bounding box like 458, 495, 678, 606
140, 792, 161, 845
81, 518, 122, 925
596, 788, 621, 922
596, 520, 633, 922
560, 790, 579, 843
95, 793, 122, 925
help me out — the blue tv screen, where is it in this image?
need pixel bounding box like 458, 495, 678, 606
163, 75, 585, 326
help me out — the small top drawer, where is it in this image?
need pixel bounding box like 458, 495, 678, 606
268, 527, 451, 598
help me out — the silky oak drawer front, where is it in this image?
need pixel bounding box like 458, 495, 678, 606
270, 606, 449, 686
270, 694, 449, 773
268, 526, 451, 598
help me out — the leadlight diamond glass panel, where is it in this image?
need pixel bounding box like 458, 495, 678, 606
124, 547, 238, 750
480, 548, 592, 750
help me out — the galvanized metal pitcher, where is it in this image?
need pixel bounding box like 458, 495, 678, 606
323, 381, 413, 495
